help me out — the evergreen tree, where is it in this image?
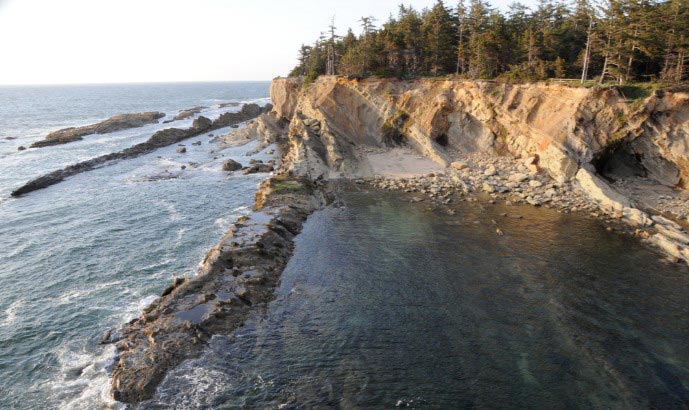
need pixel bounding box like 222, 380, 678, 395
288, 0, 688, 84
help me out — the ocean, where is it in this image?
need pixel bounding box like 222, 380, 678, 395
1, 82, 688, 409
0, 82, 272, 408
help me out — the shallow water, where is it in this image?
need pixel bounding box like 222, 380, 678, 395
147, 189, 689, 409
0, 82, 272, 408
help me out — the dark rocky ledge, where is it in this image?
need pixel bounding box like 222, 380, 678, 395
11, 103, 270, 197
30, 112, 166, 148
108, 174, 329, 403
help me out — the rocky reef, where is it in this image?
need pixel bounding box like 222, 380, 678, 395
30, 112, 166, 148
109, 174, 328, 403
11, 104, 267, 197
172, 106, 207, 122
105, 76, 689, 405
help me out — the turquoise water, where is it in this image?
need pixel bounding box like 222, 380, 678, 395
0, 82, 271, 408
145, 190, 689, 409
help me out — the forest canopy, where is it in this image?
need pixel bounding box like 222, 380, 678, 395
289, 0, 689, 85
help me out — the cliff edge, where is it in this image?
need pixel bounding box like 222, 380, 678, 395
270, 76, 689, 262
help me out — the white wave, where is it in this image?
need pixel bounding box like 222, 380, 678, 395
158, 200, 182, 222
47, 344, 124, 410
155, 366, 233, 409
1, 299, 24, 327
55, 281, 122, 306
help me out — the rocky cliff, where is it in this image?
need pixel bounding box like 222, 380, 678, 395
272, 77, 689, 185
270, 76, 689, 262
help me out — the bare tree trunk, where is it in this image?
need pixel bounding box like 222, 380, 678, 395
599, 36, 611, 85
455, 24, 464, 75
677, 48, 686, 83
581, 18, 593, 83
626, 28, 638, 83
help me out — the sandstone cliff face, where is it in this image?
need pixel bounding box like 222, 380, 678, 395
271, 76, 689, 187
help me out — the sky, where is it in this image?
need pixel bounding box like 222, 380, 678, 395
0, 0, 536, 85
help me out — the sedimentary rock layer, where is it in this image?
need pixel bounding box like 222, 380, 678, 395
271, 77, 689, 188
271, 76, 689, 263
31, 112, 166, 148
11, 104, 267, 197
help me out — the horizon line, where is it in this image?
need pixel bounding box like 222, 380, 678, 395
0, 79, 275, 87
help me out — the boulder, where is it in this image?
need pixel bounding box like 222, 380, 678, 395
451, 161, 468, 170
509, 173, 529, 183
575, 168, 632, 212
191, 116, 212, 132
173, 107, 206, 121
243, 164, 274, 174
17, 146, 26, 151
222, 159, 243, 172
176, 147, 187, 153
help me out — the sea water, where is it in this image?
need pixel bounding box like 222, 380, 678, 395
145, 190, 689, 409
0, 82, 272, 408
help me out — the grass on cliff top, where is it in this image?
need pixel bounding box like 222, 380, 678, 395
269, 176, 307, 194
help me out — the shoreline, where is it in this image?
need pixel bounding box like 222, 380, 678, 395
103, 75, 689, 404
365, 150, 689, 264
11, 103, 269, 197
108, 172, 330, 403
106, 146, 688, 404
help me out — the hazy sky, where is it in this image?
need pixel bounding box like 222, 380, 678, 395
0, 0, 536, 85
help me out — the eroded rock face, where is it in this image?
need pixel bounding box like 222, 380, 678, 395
270, 77, 689, 187
270, 77, 302, 120
31, 112, 165, 148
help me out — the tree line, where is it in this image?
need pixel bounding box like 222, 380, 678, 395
289, 0, 688, 85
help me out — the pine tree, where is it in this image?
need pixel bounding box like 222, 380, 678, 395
422, 1, 457, 75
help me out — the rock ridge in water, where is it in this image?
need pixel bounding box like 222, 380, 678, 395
30, 112, 166, 148
109, 174, 328, 403
106, 77, 689, 404
11, 104, 267, 197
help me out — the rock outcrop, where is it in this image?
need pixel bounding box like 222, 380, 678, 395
12, 104, 265, 197
270, 76, 689, 262
271, 77, 688, 185
31, 112, 166, 148
105, 77, 689, 405
172, 106, 207, 121
110, 175, 327, 403
221, 159, 243, 172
